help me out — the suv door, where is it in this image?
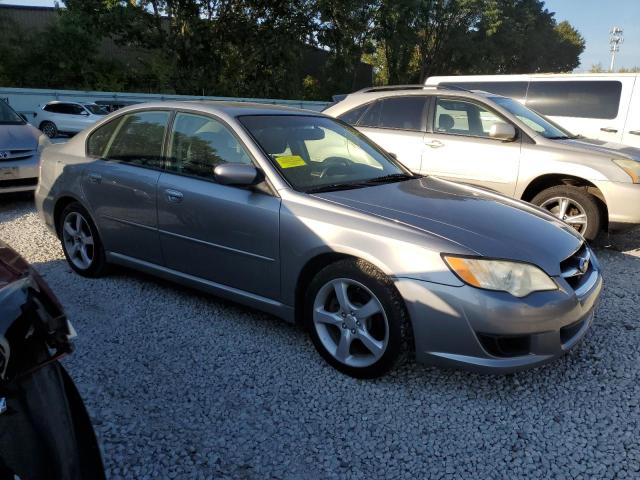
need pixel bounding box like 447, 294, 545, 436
157, 112, 281, 299
355, 96, 429, 172
421, 97, 522, 196
622, 80, 640, 148
83, 110, 170, 264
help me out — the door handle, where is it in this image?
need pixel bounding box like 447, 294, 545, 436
164, 189, 184, 203
600, 127, 618, 133
87, 173, 102, 184
425, 139, 445, 148
629, 130, 640, 136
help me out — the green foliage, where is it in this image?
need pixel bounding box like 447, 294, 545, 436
0, 0, 587, 99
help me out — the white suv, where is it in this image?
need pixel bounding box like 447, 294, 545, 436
324, 85, 640, 240
36, 101, 107, 138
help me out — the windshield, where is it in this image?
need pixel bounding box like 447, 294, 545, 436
0, 100, 25, 125
491, 96, 576, 139
239, 115, 413, 193
84, 104, 108, 115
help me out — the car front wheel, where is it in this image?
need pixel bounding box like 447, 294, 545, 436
58, 202, 107, 277
305, 259, 412, 378
531, 185, 602, 240
39, 121, 58, 139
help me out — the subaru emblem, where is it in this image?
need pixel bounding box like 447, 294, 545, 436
578, 257, 589, 274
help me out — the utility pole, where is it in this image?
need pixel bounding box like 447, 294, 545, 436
609, 27, 624, 72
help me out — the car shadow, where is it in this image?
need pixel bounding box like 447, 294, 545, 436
592, 225, 640, 253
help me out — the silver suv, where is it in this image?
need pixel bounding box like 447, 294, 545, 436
324, 86, 640, 240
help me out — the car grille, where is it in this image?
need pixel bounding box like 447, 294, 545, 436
0, 178, 38, 188
0, 149, 36, 161
560, 243, 593, 291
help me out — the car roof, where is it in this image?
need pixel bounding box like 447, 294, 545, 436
327, 85, 502, 114
45, 101, 99, 106
112, 100, 325, 119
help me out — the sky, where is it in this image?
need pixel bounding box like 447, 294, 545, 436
1, 0, 639, 72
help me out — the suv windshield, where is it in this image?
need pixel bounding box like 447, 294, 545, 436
490, 96, 576, 139
0, 100, 25, 125
239, 115, 414, 193
84, 104, 107, 115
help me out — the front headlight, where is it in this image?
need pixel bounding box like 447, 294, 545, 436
613, 158, 640, 183
37, 134, 51, 153
443, 255, 557, 298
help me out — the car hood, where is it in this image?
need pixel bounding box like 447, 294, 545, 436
554, 137, 640, 161
314, 177, 582, 276
0, 124, 40, 150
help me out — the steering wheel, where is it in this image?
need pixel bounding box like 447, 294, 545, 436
318, 157, 352, 179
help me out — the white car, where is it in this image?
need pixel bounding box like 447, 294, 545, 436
36, 101, 107, 138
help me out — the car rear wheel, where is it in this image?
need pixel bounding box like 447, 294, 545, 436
58, 202, 107, 277
305, 259, 412, 378
531, 185, 602, 240
39, 121, 58, 138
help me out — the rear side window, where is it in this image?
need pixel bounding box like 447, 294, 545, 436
378, 97, 427, 130
526, 81, 622, 119
358, 97, 427, 131
337, 104, 369, 125
87, 119, 120, 157
440, 82, 528, 100
44, 104, 61, 113
104, 111, 170, 168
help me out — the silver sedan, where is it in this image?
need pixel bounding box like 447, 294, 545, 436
35, 102, 602, 378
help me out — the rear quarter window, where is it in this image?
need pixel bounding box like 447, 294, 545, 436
526, 81, 622, 119
87, 118, 121, 158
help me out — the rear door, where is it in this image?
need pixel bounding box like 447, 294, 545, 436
83, 109, 171, 264
622, 78, 640, 148
156, 111, 281, 300
525, 78, 635, 143
420, 96, 522, 196
355, 96, 429, 172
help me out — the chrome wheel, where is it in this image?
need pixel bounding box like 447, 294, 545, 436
62, 212, 95, 270
540, 196, 588, 234
312, 278, 389, 368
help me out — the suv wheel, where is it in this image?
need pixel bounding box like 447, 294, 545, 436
39, 121, 58, 138
531, 185, 602, 240
305, 259, 412, 379
58, 202, 107, 277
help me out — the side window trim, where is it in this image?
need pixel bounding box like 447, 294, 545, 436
431, 96, 519, 141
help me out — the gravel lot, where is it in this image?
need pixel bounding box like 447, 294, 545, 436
1, 195, 640, 479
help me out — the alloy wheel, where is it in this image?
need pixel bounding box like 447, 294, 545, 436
62, 212, 95, 270
312, 278, 389, 368
540, 196, 588, 234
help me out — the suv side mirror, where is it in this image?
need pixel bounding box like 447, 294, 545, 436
80, 110, 90, 116
489, 123, 517, 141
214, 163, 264, 186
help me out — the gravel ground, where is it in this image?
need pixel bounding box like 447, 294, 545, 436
1, 195, 640, 479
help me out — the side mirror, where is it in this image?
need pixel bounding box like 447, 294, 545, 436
489, 123, 517, 141
387, 151, 398, 159
214, 163, 264, 186
80, 110, 90, 116
18, 113, 28, 122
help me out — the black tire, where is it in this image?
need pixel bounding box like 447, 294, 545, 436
304, 258, 412, 379
58, 202, 108, 277
531, 185, 602, 241
39, 121, 58, 139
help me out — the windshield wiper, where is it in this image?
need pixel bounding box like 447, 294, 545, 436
547, 135, 580, 140
362, 173, 416, 184
305, 183, 370, 194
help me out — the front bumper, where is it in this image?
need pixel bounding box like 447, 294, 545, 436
395, 267, 603, 373
0, 155, 39, 193
594, 180, 640, 227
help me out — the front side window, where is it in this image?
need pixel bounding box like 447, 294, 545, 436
167, 113, 252, 180
491, 96, 573, 139
239, 115, 413, 193
526, 81, 622, 119
103, 111, 170, 168
0, 100, 25, 125
434, 98, 505, 138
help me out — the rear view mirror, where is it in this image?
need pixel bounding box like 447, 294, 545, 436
214, 163, 264, 186
489, 123, 517, 141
